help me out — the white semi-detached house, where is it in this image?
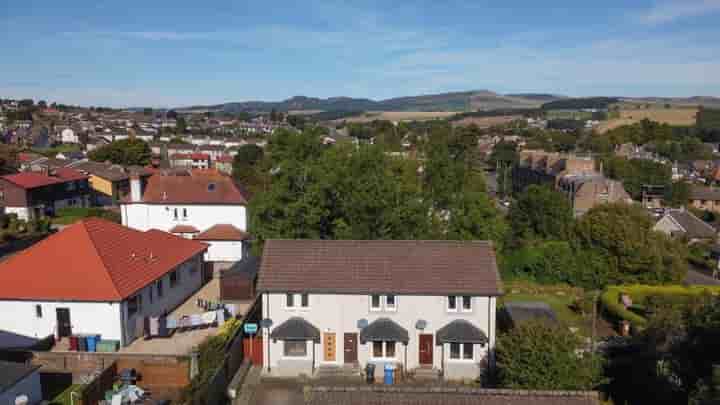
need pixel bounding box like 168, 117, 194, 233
0, 218, 208, 347
121, 169, 250, 264
255, 240, 501, 381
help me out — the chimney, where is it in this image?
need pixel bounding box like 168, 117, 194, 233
130, 174, 142, 202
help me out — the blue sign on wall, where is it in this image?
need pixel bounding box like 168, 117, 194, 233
244, 323, 258, 334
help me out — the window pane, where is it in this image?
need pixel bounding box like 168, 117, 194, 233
386, 295, 395, 307
450, 342, 460, 359
301, 293, 309, 307
386, 341, 396, 358
286, 293, 294, 307
448, 296, 456, 310
373, 341, 383, 357
371, 295, 381, 308
35, 305, 42, 318
463, 343, 473, 360
462, 296, 472, 310
284, 341, 307, 357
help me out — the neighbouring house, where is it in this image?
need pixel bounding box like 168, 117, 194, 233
0, 168, 91, 221
69, 160, 153, 205
121, 169, 249, 264
689, 185, 720, 213
0, 218, 208, 346
60, 127, 79, 144
170, 153, 211, 170
653, 208, 717, 242
256, 240, 501, 381
556, 173, 632, 217
0, 361, 42, 405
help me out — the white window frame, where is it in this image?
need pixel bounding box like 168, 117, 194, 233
284, 293, 311, 310
447, 296, 458, 312
282, 340, 310, 359
370, 295, 382, 311
461, 296, 473, 313
370, 341, 398, 361
448, 342, 475, 362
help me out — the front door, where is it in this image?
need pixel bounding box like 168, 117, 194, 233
419, 334, 433, 365
343, 333, 358, 364
323, 332, 336, 362
56, 308, 72, 338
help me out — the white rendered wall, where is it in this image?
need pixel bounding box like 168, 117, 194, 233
204, 240, 244, 262
0, 300, 122, 341
262, 293, 496, 377
121, 203, 246, 233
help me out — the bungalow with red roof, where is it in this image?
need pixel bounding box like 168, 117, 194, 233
0, 168, 91, 220
0, 218, 208, 346
121, 170, 250, 264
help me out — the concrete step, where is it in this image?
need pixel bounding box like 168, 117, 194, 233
410, 367, 441, 380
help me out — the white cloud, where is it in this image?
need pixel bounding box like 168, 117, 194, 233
638, 0, 720, 25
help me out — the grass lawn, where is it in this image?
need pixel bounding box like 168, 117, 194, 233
498, 281, 617, 338
50, 384, 84, 405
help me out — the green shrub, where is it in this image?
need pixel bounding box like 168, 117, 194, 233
601, 285, 720, 329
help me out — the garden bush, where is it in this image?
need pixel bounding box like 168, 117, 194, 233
601, 285, 720, 328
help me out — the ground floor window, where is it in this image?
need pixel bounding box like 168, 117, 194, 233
449, 343, 474, 360
284, 340, 307, 357
371, 341, 397, 359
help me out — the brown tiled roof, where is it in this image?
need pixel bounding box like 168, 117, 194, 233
196, 224, 249, 241
0, 218, 208, 301
71, 161, 152, 182
305, 387, 600, 405
125, 170, 248, 205
664, 209, 717, 239
169, 224, 200, 234
256, 240, 502, 296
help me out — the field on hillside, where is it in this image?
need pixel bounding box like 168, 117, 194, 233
452, 115, 521, 128
339, 111, 458, 123
596, 107, 698, 133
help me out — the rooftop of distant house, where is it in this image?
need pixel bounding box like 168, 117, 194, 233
1, 168, 87, 189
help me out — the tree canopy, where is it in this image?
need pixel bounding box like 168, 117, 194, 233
508, 185, 574, 241
88, 138, 152, 166
496, 321, 604, 390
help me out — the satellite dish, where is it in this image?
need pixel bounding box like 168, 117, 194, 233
415, 320, 427, 330
357, 319, 369, 329
260, 318, 273, 328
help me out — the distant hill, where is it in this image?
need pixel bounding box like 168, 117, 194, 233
177, 90, 566, 114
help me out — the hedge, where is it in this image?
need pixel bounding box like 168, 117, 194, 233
601, 285, 720, 328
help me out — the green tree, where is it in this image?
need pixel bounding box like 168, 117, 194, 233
88, 138, 152, 166
232, 144, 266, 193
664, 181, 691, 208
508, 185, 574, 241
574, 203, 688, 285
496, 321, 603, 390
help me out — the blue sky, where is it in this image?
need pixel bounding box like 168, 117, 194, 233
1, 0, 720, 107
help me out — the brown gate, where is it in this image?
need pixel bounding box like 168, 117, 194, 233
243, 336, 263, 365
419, 334, 433, 365
343, 333, 358, 364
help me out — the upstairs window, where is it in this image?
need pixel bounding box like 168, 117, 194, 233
462, 296, 472, 311
156, 279, 164, 297
447, 296, 457, 311
128, 295, 142, 317
170, 270, 179, 288
286, 293, 294, 308
385, 295, 396, 311
35, 305, 42, 318
301, 293, 309, 308
173, 208, 178, 220
183, 208, 188, 219
370, 295, 382, 311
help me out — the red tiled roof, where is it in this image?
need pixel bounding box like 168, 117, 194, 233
0, 218, 208, 301
126, 171, 248, 205
196, 224, 249, 241
215, 155, 234, 163
256, 240, 503, 296
169, 224, 200, 234
1, 168, 87, 189
170, 153, 210, 160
